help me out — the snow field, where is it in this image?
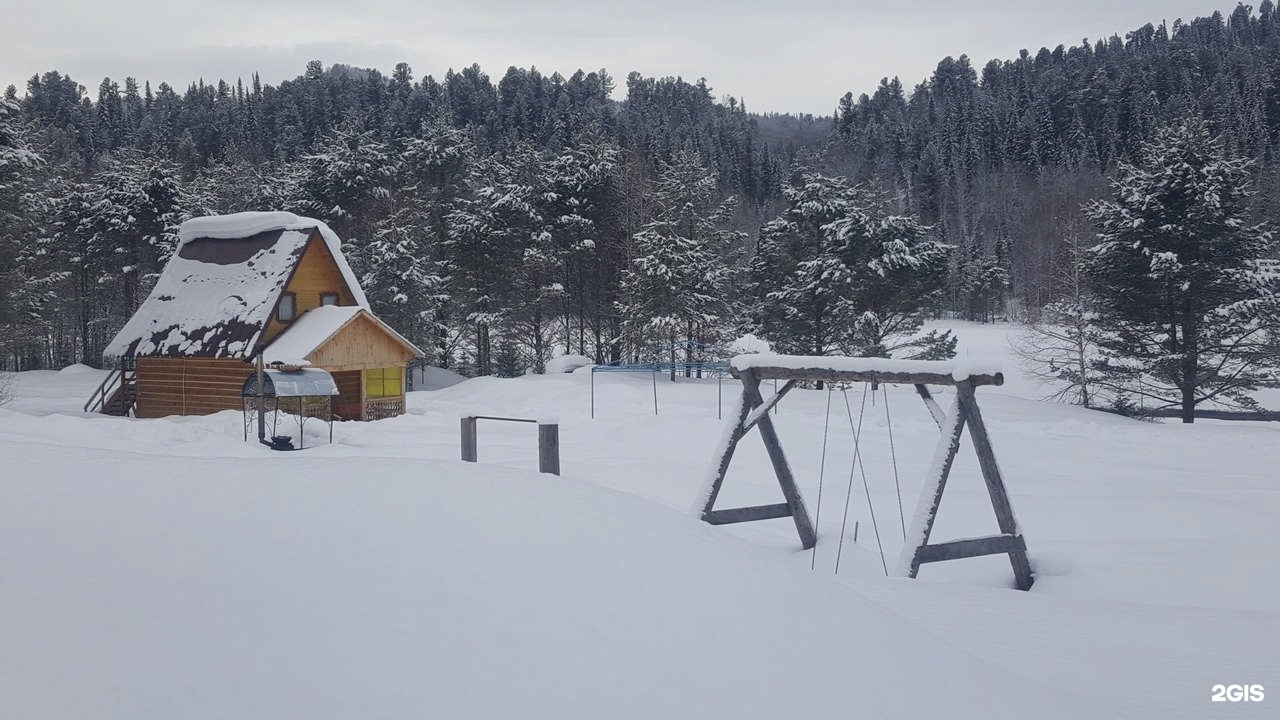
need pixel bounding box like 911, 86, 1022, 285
1, 321, 1277, 718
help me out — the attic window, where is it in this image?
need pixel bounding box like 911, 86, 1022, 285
278, 292, 297, 323
320, 292, 338, 307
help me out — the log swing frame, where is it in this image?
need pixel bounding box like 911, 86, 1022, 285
699, 356, 1034, 591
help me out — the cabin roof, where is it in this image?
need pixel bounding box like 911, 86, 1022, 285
260, 305, 424, 365
104, 212, 369, 360
242, 368, 340, 398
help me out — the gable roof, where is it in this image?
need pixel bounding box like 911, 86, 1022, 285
104, 212, 369, 360
260, 305, 424, 365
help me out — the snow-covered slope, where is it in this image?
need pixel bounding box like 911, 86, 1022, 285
1, 321, 1276, 718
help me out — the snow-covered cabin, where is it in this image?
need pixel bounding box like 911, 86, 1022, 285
96, 212, 422, 420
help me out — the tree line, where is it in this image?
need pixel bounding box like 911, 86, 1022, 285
2, 3, 1279, 420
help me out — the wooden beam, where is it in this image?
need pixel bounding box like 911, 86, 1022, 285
740, 379, 797, 433
730, 366, 1003, 388
914, 383, 945, 428
700, 382, 755, 521
742, 371, 817, 549
704, 503, 793, 525
956, 381, 1035, 591
915, 534, 1026, 564
903, 394, 967, 578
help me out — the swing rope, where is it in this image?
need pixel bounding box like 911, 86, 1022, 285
810, 386, 834, 571
836, 384, 888, 576
883, 384, 906, 541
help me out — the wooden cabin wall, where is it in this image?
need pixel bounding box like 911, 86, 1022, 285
307, 314, 416, 372
135, 357, 254, 419
261, 234, 358, 346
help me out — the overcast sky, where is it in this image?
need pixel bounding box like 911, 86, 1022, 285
1, 0, 1244, 115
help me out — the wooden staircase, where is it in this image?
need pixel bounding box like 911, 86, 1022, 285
84, 360, 137, 416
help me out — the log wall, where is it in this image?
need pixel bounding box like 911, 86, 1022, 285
134, 357, 254, 419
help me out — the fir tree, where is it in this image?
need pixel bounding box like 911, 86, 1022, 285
616, 151, 740, 378
0, 98, 45, 367
1084, 119, 1277, 421
752, 171, 954, 359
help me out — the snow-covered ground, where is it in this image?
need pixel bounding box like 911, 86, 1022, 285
1, 322, 1277, 718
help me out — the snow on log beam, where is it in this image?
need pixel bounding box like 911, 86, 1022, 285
729, 354, 1003, 387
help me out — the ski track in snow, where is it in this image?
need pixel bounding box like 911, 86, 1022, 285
1, 321, 1277, 719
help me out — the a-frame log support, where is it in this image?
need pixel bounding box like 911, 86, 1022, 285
700, 356, 1032, 590
700, 370, 816, 549
900, 381, 1034, 591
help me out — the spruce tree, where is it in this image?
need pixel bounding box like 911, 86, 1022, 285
616, 151, 740, 378
752, 171, 954, 359
0, 98, 44, 367
1084, 119, 1277, 421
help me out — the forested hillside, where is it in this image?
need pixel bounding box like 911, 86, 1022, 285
831, 3, 1280, 319
2, 3, 1280, 376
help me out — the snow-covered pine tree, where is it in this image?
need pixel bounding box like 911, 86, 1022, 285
827, 202, 954, 358
447, 145, 555, 374
399, 121, 478, 368
350, 123, 475, 368
752, 171, 954, 359
1084, 118, 1277, 422
957, 241, 1010, 323
494, 145, 563, 373
294, 121, 397, 246
616, 151, 740, 379
34, 177, 117, 364
541, 140, 624, 360
79, 150, 190, 313
358, 193, 452, 359
0, 97, 45, 369
749, 171, 858, 355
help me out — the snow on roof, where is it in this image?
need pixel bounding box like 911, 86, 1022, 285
260, 306, 362, 363
180, 212, 368, 309
260, 305, 424, 365
178, 212, 309, 243
104, 212, 369, 360
731, 353, 1003, 383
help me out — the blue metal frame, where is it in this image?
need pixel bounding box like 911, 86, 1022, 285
589, 344, 733, 418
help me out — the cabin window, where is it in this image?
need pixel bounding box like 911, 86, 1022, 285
364, 367, 404, 398
278, 293, 296, 323
320, 292, 339, 306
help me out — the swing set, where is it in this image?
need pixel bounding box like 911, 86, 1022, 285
699, 354, 1034, 591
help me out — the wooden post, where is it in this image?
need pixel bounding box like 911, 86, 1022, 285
956, 382, 1035, 591
902, 382, 1035, 591
538, 423, 560, 475
461, 416, 477, 462
701, 370, 816, 550
701, 384, 754, 519
914, 383, 945, 428
744, 375, 816, 549
359, 368, 368, 421
255, 354, 265, 442
904, 394, 967, 577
